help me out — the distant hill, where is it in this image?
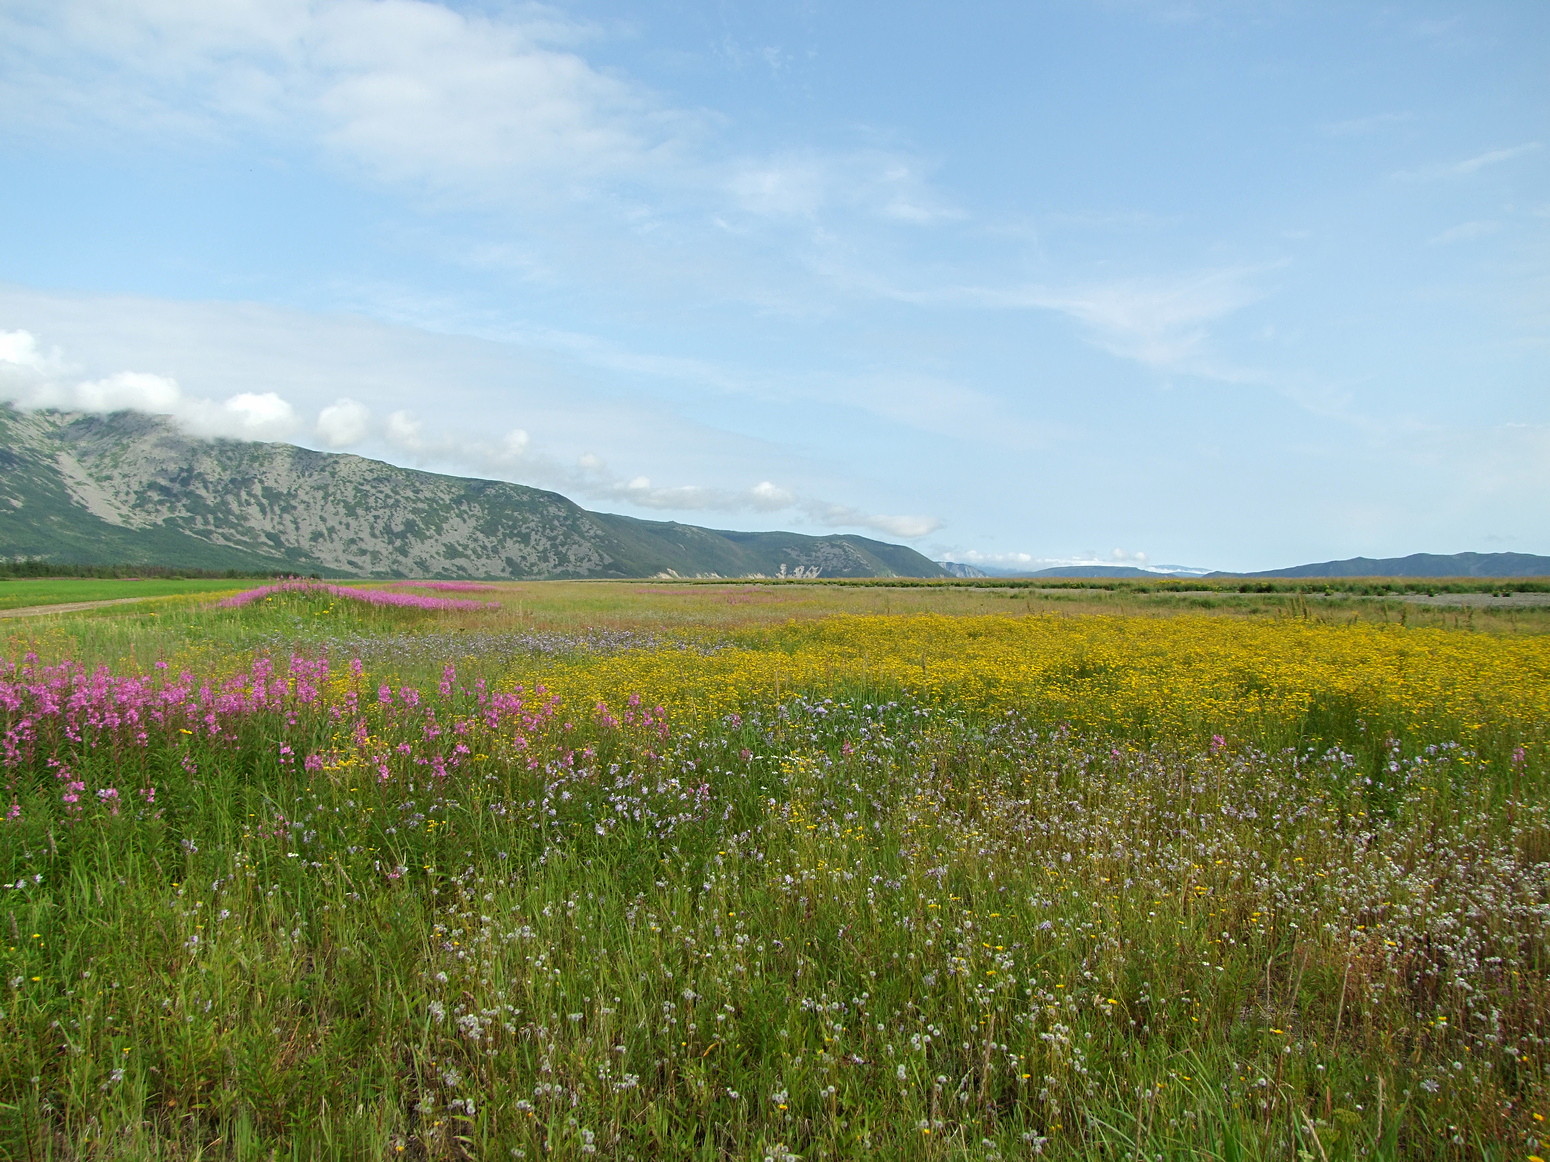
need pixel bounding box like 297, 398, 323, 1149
937, 561, 988, 578
1026, 566, 1162, 579
0, 406, 947, 580
1213, 552, 1550, 579
938, 564, 1209, 579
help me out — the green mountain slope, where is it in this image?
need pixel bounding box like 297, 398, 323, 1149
0, 406, 946, 580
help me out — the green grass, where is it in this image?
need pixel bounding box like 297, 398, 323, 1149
0, 578, 260, 613
0, 585, 1547, 1159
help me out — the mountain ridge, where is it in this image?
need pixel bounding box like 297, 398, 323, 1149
1208, 552, 1550, 579
0, 406, 947, 580
930, 554, 1550, 580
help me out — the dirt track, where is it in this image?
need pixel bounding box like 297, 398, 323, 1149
0, 597, 159, 619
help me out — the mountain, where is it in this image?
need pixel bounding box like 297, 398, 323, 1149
0, 406, 947, 580
937, 563, 1211, 579
937, 561, 988, 578
1212, 552, 1550, 579
1026, 566, 1165, 579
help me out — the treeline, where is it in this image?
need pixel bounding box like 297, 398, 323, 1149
0, 560, 297, 581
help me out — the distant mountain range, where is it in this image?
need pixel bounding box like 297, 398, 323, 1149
938, 553, 1550, 580
0, 406, 947, 580
940, 563, 1213, 579
1214, 553, 1550, 579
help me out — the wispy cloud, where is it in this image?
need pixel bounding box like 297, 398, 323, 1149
1394, 142, 1543, 181
1320, 111, 1413, 137
0, 0, 957, 237
1017, 269, 1270, 374
329, 286, 1053, 453
726, 148, 962, 224
886, 265, 1273, 379
0, 0, 696, 200
1428, 219, 1501, 245
375, 406, 941, 538
939, 547, 1209, 574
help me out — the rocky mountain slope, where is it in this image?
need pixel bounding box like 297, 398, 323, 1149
0, 406, 946, 580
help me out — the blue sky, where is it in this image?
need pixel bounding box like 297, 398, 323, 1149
0, 0, 1545, 571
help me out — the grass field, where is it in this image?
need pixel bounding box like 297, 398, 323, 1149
0, 579, 253, 613
2, 580, 1548, 1159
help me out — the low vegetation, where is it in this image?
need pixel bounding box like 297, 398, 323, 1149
1, 581, 1546, 1158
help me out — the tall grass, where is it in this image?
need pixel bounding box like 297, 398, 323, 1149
1, 589, 1547, 1158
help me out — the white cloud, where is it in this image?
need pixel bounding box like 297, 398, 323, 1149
203, 391, 296, 440
1427, 220, 1501, 245
384, 408, 424, 450
727, 149, 961, 225
1, 0, 964, 234
1394, 142, 1544, 181
0, 327, 298, 440
0, 0, 963, 359
0, 328, 67, 377
316, 397, 370, 447
751, 480, 793, 506
1025, 270, 1268, 372
893, 266, 1271, 379
1320, 111, 1413, 137
309, 1, 692, 197
942, 548, 1210, 574
797, 503, 940, 540
74, 370, 182, 414
550, 462, 941, 539
1448, 143, 1543, 175
729, 157, 829, 218
949, 550, 1038, 566
0, 0, 693, 201
0, 311, 945, 542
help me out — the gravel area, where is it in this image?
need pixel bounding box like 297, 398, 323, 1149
1395, 592, 1550, 608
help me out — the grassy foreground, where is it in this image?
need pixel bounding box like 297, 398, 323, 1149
2, 582, 1548, 1159
0, 579, 256, 613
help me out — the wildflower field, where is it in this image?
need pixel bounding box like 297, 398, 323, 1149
2, 580, 1548, 1160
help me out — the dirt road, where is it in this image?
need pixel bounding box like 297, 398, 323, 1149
0, 596, 161, 619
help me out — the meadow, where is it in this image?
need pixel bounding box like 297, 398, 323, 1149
0, 579, 267, 614
2, 579, 1548, 1160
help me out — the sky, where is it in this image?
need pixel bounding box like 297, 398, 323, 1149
0, 0, 1546, 572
